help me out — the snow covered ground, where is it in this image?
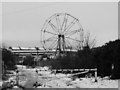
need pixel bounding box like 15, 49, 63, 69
2, 65, 118, 88
70, 77, 118, 88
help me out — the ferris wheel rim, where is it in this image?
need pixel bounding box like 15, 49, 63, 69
41, 13, 84, 51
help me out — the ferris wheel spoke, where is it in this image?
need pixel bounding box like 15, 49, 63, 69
51, 41, 58, 49
48, 21, 58, 33
48, 39, 58, 49
56, 15, 62, 33
67, 39, 78, 50
63, 18, 78, 34
44, 30, 58, 35
65, 36, 81, 42
65, 39, 72, 49
42, 35, 57, 43
61, 14, 68, 32
65, 29, 80, 36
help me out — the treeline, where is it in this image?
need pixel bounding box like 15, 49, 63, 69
2, 48, 36, 69
1, 48, 18, 80
1, 39, 120, 79
45, 39, 120, 79
93, 39, 120, 79
2, 48, 17, 70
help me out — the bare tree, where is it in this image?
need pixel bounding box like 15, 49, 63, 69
83, 32, 96, 49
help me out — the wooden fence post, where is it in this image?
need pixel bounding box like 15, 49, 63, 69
95, 68, 97, 82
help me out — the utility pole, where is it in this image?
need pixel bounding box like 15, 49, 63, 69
35, 47, 39, 66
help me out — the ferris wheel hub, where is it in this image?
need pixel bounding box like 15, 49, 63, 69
58, 34, 64, 37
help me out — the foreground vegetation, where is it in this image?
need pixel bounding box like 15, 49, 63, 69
40, 39, 120, 79
1, 39, 120, 79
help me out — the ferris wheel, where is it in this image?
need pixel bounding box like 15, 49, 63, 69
41, 13, 84, 54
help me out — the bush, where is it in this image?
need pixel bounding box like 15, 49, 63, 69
23, 55, 34, 67
2, 48, 17, 70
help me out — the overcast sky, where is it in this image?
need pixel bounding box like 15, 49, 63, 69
2, 2, 118, 48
